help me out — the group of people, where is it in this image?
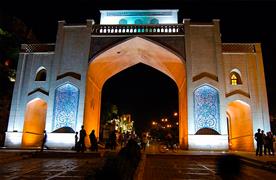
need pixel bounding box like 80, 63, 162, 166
254, 128, 275, 156
75, 125, 98, 152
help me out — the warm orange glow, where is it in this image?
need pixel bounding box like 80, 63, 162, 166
174, 112, 178, 116
22, 98, 47, 148
84, 37, 188, 148
227, 100, 254, 151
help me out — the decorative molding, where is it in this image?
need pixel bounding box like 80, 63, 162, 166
28, 88, 49, 96
193, 72, 218, 82
56, 72, 81, 80
226, 90, 250, 98
222, 43, 256, 53
21, 44, 55, 53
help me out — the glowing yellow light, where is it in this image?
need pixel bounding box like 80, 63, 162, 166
174, 112, 178, 116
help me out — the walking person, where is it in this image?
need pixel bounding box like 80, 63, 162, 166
89, 130, 98, 152
74, 132, 79, 151
41, 130, 47, 152
254, 129, 263, 156
141, 132, 147, 151
79, 125, 87, 153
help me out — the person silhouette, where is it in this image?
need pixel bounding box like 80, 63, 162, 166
254, 128, 263, 156
74, 132, 78, 151
89, 130, 98, 151
41, 130, 47, 152
79, 125, 87, 153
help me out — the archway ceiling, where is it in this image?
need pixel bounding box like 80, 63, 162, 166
88, 37, 186, 90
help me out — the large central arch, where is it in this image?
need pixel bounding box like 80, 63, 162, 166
84, 37, 187, 148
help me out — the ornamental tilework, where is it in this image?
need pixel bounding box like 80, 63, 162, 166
194, 85, 220, 133
53, 83, 79, 130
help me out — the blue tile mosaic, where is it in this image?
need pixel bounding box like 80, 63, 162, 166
53, 83, 79, 130
194, 85, 220, 133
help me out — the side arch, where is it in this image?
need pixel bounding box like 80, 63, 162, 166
226, 100, 254, 151
22, 98, 47, 148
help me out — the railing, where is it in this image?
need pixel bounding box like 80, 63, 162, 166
21, 44, 55, 53
91, 24, 184, 35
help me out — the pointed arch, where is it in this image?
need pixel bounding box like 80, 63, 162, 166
22, 98, 47, 147
53, 83, 79, 131
35, 66, 47, 81
226, 100, 254, 151
230, 68, 242, 85
85, 36, 187, 148
193, 85, 220, 133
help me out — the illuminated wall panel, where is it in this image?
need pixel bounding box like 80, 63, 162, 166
53, 83, 79, 131
22, 98, 47, 147
194, 85, 220, 133
100, 10, 178, 25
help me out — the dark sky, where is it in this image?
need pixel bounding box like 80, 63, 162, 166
1, 0, 276, 131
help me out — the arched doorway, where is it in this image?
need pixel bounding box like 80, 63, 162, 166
22, 98, 47, 147
84, 37, 187, 148
226, 100, 254, 151
100, 63, 179, 140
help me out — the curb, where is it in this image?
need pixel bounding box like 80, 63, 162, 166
134, 153, 146, 180
237, 155, 276, 173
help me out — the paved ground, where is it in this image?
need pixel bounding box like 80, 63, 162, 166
142, 154, 276, 180
0, 147, 275, 179
0, 157, 105, 179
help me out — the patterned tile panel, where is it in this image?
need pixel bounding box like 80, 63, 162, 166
53, 83, 79, 131
194, 85, 220, 133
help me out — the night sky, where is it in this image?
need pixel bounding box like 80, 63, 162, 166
1, 0, 276, 132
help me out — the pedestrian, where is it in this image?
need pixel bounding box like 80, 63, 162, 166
41, 130, 47, 152
79, 125, 87, 153
109, 130, 117, 150
268, 132, 275, 156
118, 132, 123, 148
141, 132, 147, 151
74, 132, 79, 151
123, 132, 129, 147
89, 130, 98, 151
264, 132, 269, 155
254, 128, 263, 156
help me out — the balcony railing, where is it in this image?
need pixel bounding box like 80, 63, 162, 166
91, 24, 184, 35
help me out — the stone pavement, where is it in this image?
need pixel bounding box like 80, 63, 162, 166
0, 147, 275, 179
139, 154, 276, 180
0, 149, 106, 179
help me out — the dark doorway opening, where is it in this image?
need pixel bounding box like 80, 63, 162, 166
100, 63, 179, 140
